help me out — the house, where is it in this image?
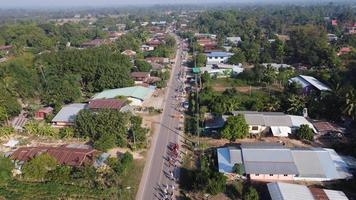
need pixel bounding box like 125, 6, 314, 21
88, 99, 126, 111
131, 72, 150, 83
331, 19, 338, 26
51, 103, 87, 128
200, 63, 244, 78
141, 44, 155, 51
197, 38, 217, 50
337, 47, 352, 56
194, 33, 217, 39
312, 121, 343, 138
92, 86, 155, 106
262, 63, 293, 70
226, 37, 242, 45
206, 51, 233, 65
147, 38, 162, 47
275, 34, 290, 42
34, 107, 53, 120
11, 146, 98, 167
145, 57, 169, 64
289, 75, 331, 95
121, 50, 137, 57
81, 39, 106, 48
0, 45, 12, 54
231, 111, 316, 137
268, 182, 349, 200
217, 143, 352, 181
11, 115, 28, 132
108, 31, 124, 41
327, 33, 338, 42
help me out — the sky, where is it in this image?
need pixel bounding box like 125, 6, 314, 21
0, 0, 351, 8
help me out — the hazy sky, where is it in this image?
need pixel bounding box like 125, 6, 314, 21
0, 0, 350, 8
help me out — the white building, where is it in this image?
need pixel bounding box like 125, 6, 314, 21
206, 51, 233, 65
226, 37, 242, 45
200, 63, 244, 78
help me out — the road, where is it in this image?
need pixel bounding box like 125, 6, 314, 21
136, 33, 185, 200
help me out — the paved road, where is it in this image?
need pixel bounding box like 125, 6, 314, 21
136, 34, 185, 200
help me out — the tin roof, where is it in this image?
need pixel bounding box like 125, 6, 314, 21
92, 86, 154, 101
88, 99, 126, 110
51, 103, 87, 123
11, 146, 97, 167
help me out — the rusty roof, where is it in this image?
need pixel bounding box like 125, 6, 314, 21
11, 146, 97, 167
313, 122, 339, 133
88, 99, 126, 110
310, 188, 329, 200
37, 107, 53, 113
131, 72, 150, 78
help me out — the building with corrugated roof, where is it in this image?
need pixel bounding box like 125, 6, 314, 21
289, 75, 331, 95
92, 86, 154, 106
268, 182, 349, 200
51, 103, 87, 128
217, 143, 352, 181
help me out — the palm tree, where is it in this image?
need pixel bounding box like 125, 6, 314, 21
344, 89, 356, 119
287, 95, 305, 115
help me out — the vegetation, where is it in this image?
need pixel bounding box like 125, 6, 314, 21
296, 124, 314, 141
74, 109, 147, 151
221, 115, 249, 141
22, 153, 58, 181
0, 157, 13, 185
243, 186, 260, 200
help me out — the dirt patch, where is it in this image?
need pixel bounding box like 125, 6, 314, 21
107, 147, 144, 159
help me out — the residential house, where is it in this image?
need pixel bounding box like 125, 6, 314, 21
226, 37, 242, 45
312, 121, 343, 138
141, 44, 155, 51
0, 45, 12, 55
275, 34, 290, 42
337, 47, 352, 56
81, 39, 107, 48
262, 63, 293, 70
268, 182, 349, 200
331, 19, 338, 26
194, 33, 217, 40
289, 75, 331, 95
34, 107, 53, 120
108, 31, 124, 41
206, 51, 233, 65
11, 146, 98, 167
328, 33, 338, 42
197, 38, 217, 51
147, 38, 162, 47
200, 63, 244, 78
145, 57, 169, 64
92, 86, 155, 106
217, 143, 352, 181
51, 103, 87, 128
11, 115, 28, 132
121, 50, 137, 57
131, 72, 151, 84
231, 111, 316, 137
88, 99, 126, 111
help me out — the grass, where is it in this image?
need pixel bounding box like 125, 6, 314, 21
0, 180, 113, 200
119, 159, 146, 200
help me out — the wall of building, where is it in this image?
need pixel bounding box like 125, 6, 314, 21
248, 125, 267, 135
207, 57, 228, 65
250, 174, 295, 181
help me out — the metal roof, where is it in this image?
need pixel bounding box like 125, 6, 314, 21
268, 182, 349, 200
206, 51, 231, 57
291, 149, 340, 179
290, 75, 331, 91
92, 86, 154, 101
51, 103, 87, 123
241, 147, 298, 174
217, 147, 234, 173
229, 148, 242, 164
268, 182, 317, 200
88, 99, 126, 110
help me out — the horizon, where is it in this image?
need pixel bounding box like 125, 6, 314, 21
1, 0, 354, 9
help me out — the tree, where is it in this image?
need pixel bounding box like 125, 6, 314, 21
135, 60, 152, 72
0, 156, 13, 185
286, 95, 305, 115
46, 165, 71, 183
206, 171, 227, 195
243, 187, 259, 200
221, 114, 249, 141
228, 51, 246, 64
344, 89, 356, 119
22, 153, 57, 181
296, 124, 314, 141
193, 53, 207, 67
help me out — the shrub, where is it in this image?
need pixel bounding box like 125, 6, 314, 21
296, 124, 314, 141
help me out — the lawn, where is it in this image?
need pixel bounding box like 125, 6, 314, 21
119, 158, 146, 200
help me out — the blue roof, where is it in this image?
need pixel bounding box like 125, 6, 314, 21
52, 103, 87, 123
206, 51, 230, 57
217, 148, 234, 173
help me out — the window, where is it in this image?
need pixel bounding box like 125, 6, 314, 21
214, 56, 218, 59
283, 174, 288, 176
269, 174, 273, 176
255, 174, 259, 176
252, 126, 259, 131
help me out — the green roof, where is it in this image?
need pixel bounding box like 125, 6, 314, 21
92, 86, 154, 101
192, 67, 201, 74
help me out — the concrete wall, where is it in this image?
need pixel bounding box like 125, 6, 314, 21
248, 125, 267, 135
250, 174, 295, 181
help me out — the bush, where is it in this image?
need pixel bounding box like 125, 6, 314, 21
22, 153, 57, 181
0, 156, 14, 185
46, 166, 71, 183
296, 124, 314, 141
243, 186, 259, 200
232, 163, 244, 175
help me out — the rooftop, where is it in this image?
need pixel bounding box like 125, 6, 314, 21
206, 51, 232, 57
92, 86, 154, 101
290, 75, 331, 91
88, 99, 126, 110
51, 103, 87, 123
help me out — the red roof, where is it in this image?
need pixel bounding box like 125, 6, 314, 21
11, 146, 97, 167
131, 72, 150, 79
313, 121, 339, 133
0, 45, 12, 51
88, 99, 126, 110
37, 107, 53, 114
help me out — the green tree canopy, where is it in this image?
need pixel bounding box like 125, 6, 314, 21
22, 153, 57, 181
221, 114, 249, 141
296, 124, 314, 141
